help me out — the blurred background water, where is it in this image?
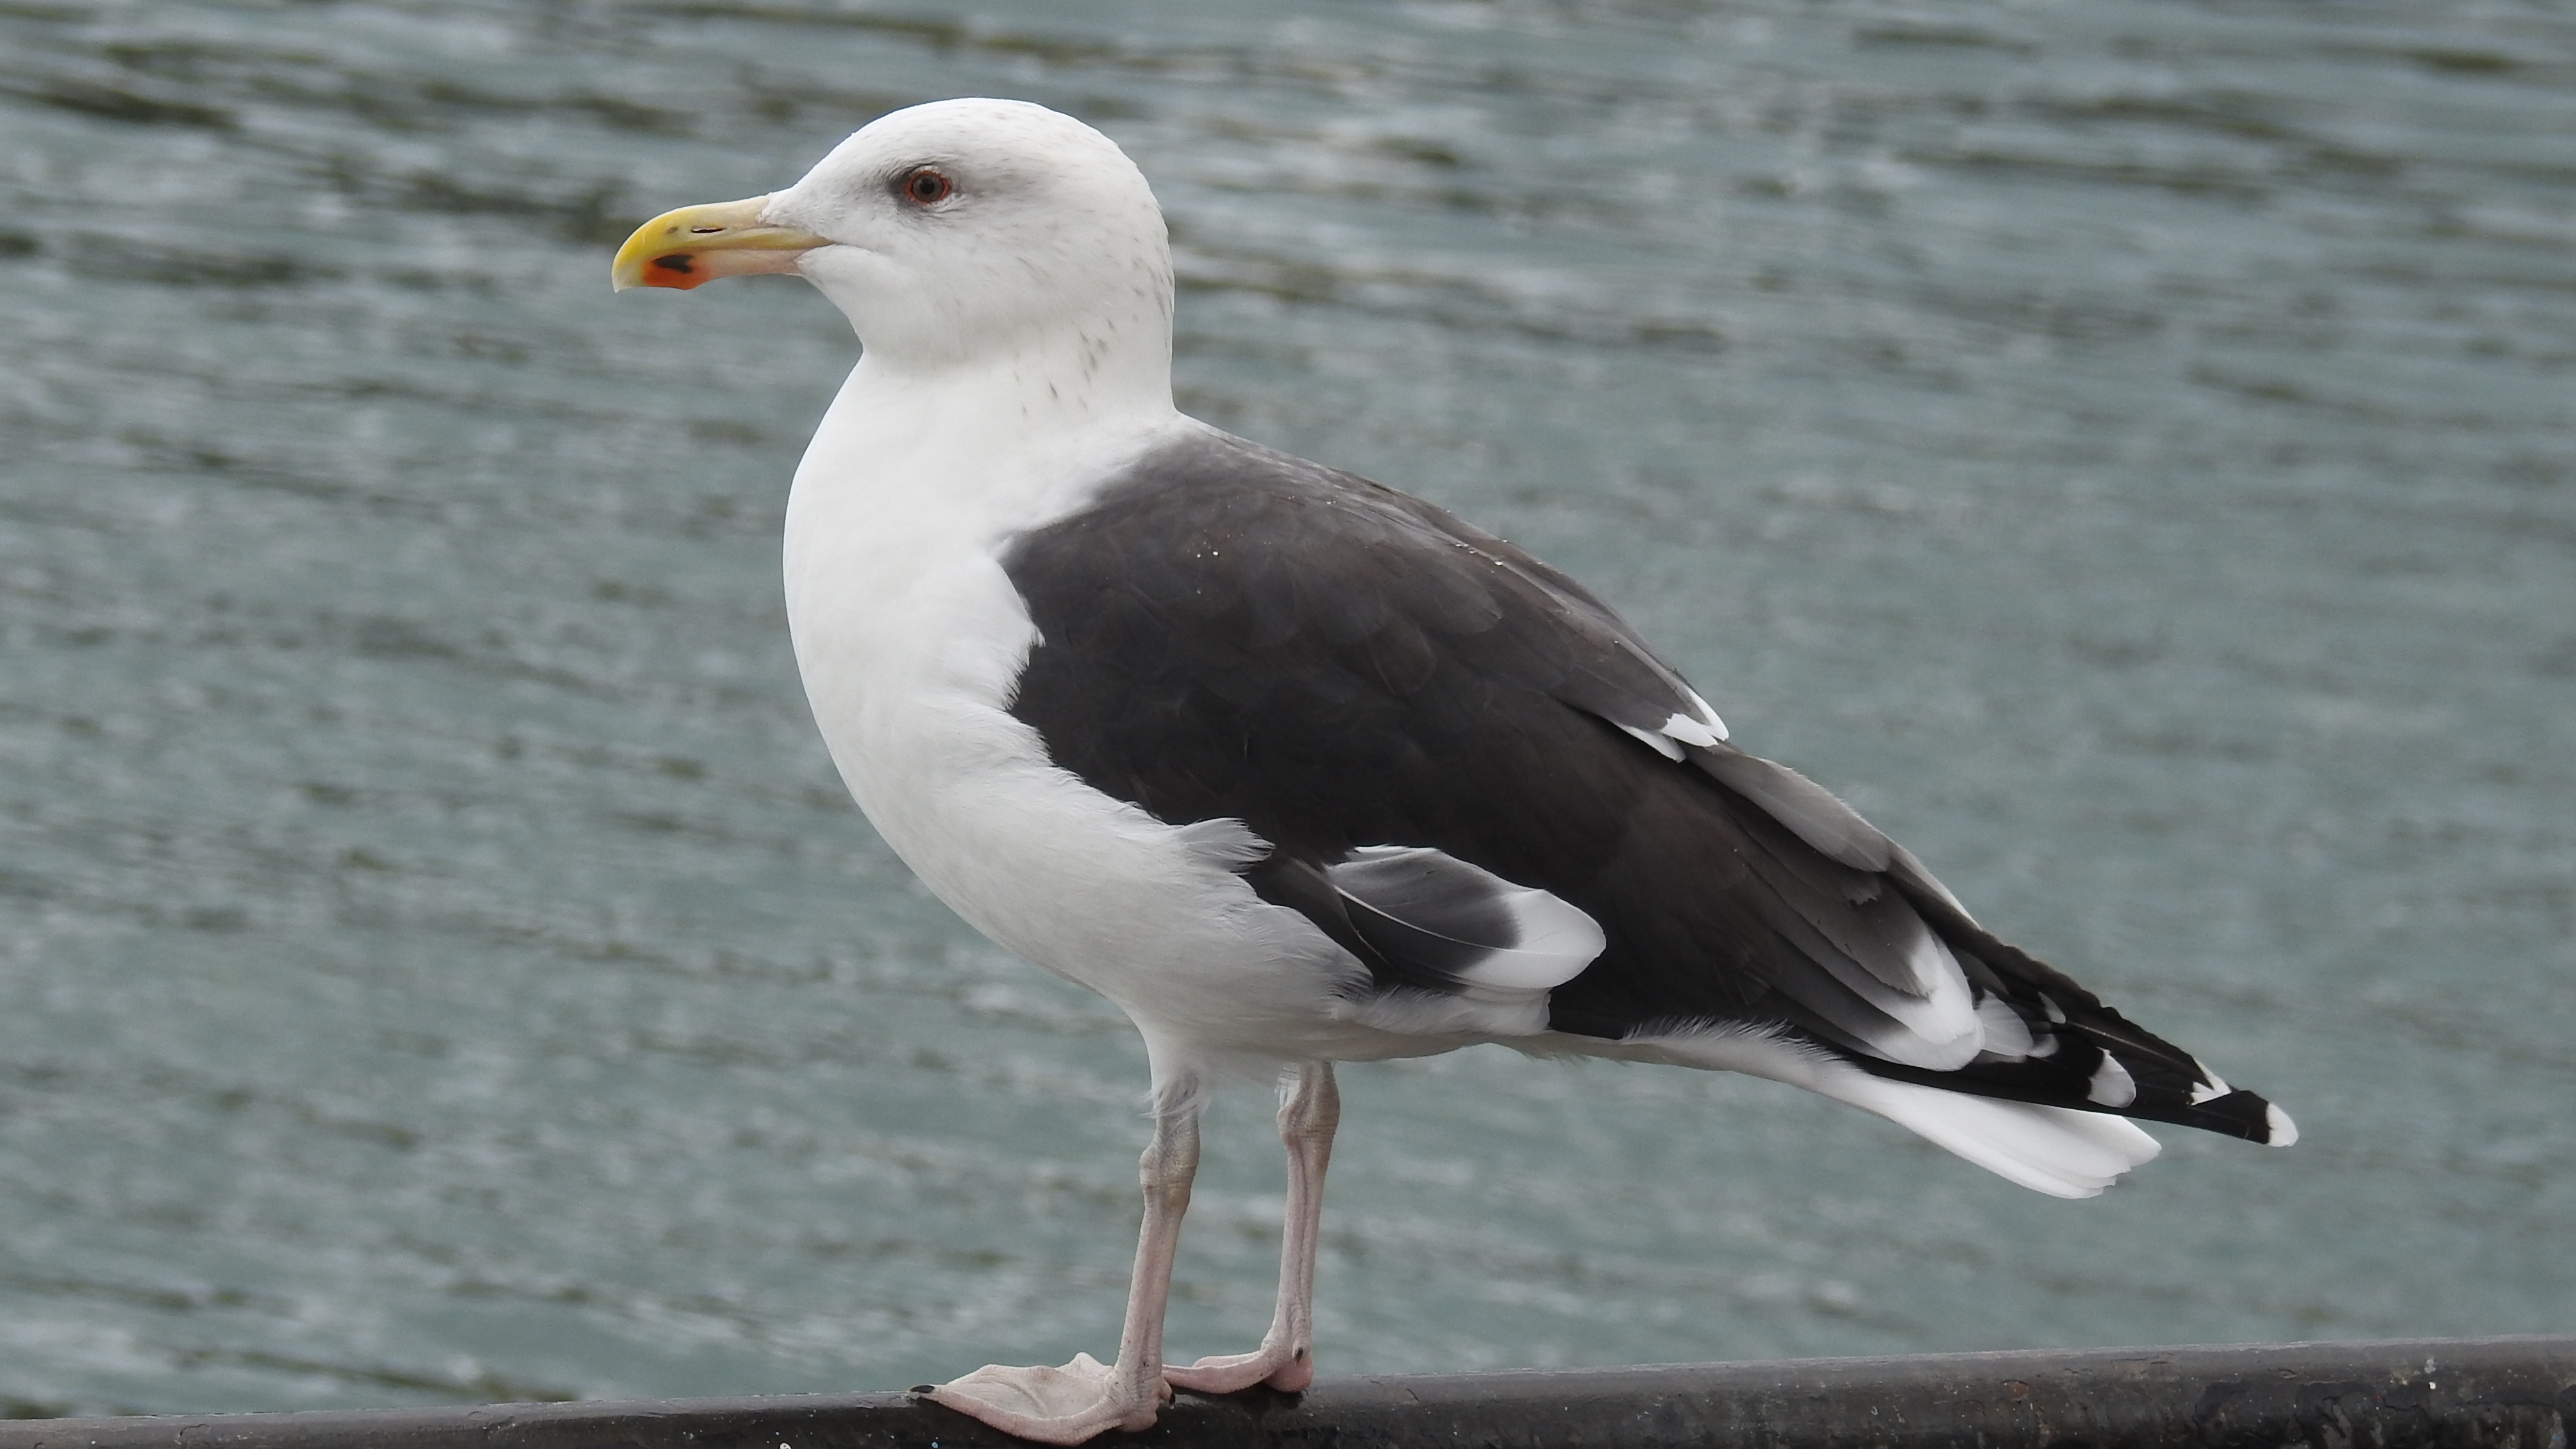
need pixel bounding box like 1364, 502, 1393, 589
3, 0, 2572, 1419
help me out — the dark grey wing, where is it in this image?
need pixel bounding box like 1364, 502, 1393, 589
1001, 428, 2286, 1144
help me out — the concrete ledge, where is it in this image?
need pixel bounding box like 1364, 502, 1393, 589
5, 1337, 2570, 1449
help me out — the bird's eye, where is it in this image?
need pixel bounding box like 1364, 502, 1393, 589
898, 168, 953, 206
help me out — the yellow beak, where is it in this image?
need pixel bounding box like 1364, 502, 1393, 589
610, 195, 830, 292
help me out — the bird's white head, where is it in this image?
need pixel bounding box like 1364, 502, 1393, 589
615, 99, 1175, 412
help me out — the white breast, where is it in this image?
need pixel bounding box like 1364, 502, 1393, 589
779, 361, 1382, 1075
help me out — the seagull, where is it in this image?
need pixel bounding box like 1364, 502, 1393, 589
610, 97, 2295, 1445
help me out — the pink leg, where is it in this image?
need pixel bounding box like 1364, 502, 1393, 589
924, 1085, 1201, 1444
1165, 1061, 1339, 1395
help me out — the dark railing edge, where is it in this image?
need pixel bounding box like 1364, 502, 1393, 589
4, 1334, 2571, 1449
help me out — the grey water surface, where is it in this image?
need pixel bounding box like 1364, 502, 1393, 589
3, 0, 2572, 1420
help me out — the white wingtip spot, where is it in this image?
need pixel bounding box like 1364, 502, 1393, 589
2264, 1103, 2300, 1146
1660, 711, 1723, 750
1617, 722, 1687, 761
2087, 1053, 2138, 1109
1682, 688, 1729, 741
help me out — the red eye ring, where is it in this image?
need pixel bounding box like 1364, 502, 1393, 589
899, 168, 952, 205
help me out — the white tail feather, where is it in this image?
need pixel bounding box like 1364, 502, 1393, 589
1599, 1022, 2164, 1199
1824, 1075, 2163, 1198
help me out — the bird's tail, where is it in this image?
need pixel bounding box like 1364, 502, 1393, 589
1864, 876, 2299, 1150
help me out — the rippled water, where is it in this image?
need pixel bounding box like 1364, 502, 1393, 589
3, 0, 2572, 1420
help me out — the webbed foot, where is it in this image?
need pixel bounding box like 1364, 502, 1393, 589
919, 1353, 1169, 1445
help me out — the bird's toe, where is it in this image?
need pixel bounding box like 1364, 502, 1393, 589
1164, 1343, 1311, 1396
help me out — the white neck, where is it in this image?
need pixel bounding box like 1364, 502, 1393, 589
852, 325, 1172, 436
798, 339, 1179, 530
780, 330, 1192, 705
